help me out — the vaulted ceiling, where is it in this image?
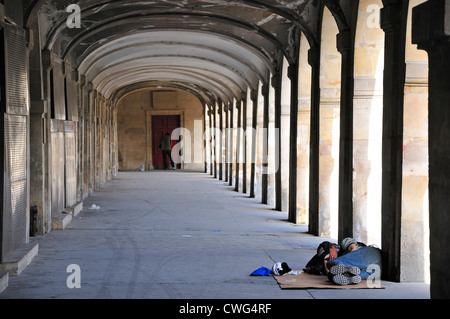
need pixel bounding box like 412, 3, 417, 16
24, 0, 325, 105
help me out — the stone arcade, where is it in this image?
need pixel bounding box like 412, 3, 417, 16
0, 0, 447, 298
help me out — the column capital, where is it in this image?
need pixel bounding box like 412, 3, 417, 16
261, 84, 269, 97
336, 29, 352, 54
271, 74, 281, 89
307, 46, 320, 67
250, 89, 258, 101
412, 0, 450, 51
380, 2, 402, 33
87, 82, 94, 93
42, 49, 54, 71
79, 74, 87, 87
287, 63, 298, 81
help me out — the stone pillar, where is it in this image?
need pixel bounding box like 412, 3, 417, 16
212, 103, 217, 179
281, 61, 290, 213
208, 106, 213, 175
400, 0, 429, 283
255, 86, 264, 202
28, 19, 51, 235
78, 75, 86, 198
319, 8, 341, 238
250, 89, 259, 198
85, 83, 94, 194
272, 72, 282, 211
308, 46, 321, 236
235, 99, 242, 192
297, 33, 312, 224
380, 0, 407, 282
412, 0, 450, 299
42, 49, 54, 232
218, 101, 223, 181
228, 102, 234, 186
224, 103, 229, 182
352, 0, 385, 246
337, 29, 355, 242
261, 84, 270, 204
202, 103, 207, 173
288, 63, 299, 223
242, 94, 248, 193
203, 103, 211, 173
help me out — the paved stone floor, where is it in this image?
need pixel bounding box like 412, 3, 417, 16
0, 171, 430, 299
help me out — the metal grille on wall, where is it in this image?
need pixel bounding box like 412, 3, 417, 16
1, 23, 29, 261
4, 24, 29, 116
65, 121, 77, 208
51, 120, 65, 218
2, 114, 27, 260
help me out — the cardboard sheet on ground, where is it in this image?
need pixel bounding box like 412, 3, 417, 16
273, 271, 385, 289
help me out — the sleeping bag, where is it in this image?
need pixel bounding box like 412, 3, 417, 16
304, 241, 339, 275
325, 246, 382, 280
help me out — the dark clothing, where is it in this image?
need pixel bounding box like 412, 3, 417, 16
160, 133, 174, 169
160, 134, 172, 151
162, 149, 174, 169
304, 241, 338, 275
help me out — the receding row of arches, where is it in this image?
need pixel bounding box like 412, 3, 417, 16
203, 0, 429, 286
1, 0, 449, 299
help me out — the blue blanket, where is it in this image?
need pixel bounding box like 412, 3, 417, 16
326, 246, 382, 280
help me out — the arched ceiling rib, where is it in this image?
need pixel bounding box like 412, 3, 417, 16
77, 31, 267, 99
111, 81, 217, 107
97, 66, 242, 103
28, 0, 321, 105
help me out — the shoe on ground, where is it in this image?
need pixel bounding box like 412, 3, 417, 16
332, 273, 362, 286
329, 264, 360, 276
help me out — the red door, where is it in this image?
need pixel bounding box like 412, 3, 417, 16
152, 115, 180, 168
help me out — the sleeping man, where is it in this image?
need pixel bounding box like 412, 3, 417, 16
304, 237, 382, 286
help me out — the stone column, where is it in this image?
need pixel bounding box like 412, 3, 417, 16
235, 99, 242, 192
224, 103, 229, 182
42, 49, 55, 232
212, 103, 217, 179
28, 19, 51, 235
412, 0, 450, 299
337, 29, 355, 242
86, 84, 94, 194
272, 73, 282, 211
288, 63, 299, 223
250, 89, 259, 198
400, 0, 429, 283
297, 33, 312, 224
308, 46, 321, 236
242, 94, 248, 193
380, 0, 407, 282
228, 102, 234, 186
261, 84, 270, 204
208, 106, 213, 175
218, 101, 223, 181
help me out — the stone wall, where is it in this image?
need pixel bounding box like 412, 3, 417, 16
117, 88, 204, 171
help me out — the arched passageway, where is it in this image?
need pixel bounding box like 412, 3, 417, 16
0, 0, 447, 298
